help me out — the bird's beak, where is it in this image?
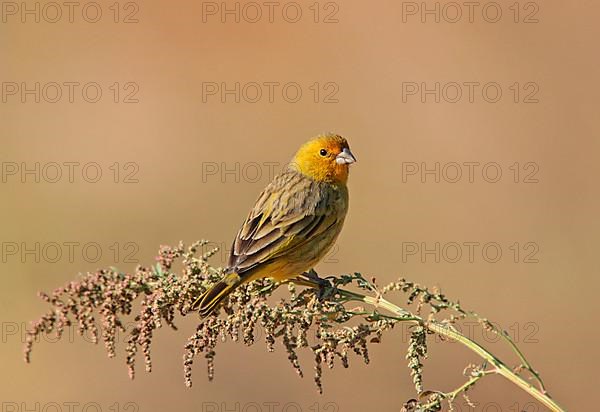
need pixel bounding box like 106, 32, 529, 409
335, 148, 357, 165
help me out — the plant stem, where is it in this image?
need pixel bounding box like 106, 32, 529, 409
444, 369, 493, 401
337, 288, 566, 412
457, 307, 547, 394
497, 329, 547, 394
426, 322, 564, 412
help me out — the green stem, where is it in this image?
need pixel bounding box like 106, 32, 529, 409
420, 369, 493, 410
458, 307, 547, 394
427, 322, 563, 411
445, 369, 493, 401
336, 288, 566, 412
497, 328, 547, 393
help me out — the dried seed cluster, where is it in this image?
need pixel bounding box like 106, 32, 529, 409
23, 241, 395, 392
24, 241, 553, 411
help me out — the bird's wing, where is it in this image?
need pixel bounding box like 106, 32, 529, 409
228, 169, 339, 276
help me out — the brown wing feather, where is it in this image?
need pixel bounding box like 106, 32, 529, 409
227, 168, 340, 277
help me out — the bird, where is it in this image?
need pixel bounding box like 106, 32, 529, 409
192, 133, 357, 317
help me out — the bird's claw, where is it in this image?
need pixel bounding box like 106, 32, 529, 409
299, 270, 337, 301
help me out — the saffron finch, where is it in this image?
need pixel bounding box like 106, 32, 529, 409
192, 133, 356, 316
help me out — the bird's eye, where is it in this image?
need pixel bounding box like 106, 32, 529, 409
319, 149, 328, 157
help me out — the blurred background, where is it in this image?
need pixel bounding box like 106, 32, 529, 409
1, 1, 598, 410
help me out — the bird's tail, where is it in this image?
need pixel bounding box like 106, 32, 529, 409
191, 273, 240, 317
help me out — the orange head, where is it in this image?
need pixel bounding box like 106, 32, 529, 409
290, 133, 356, 184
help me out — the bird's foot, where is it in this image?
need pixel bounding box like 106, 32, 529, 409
297, 269, 337, 301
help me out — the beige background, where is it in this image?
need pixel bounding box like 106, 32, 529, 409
1, 1, 598, 411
